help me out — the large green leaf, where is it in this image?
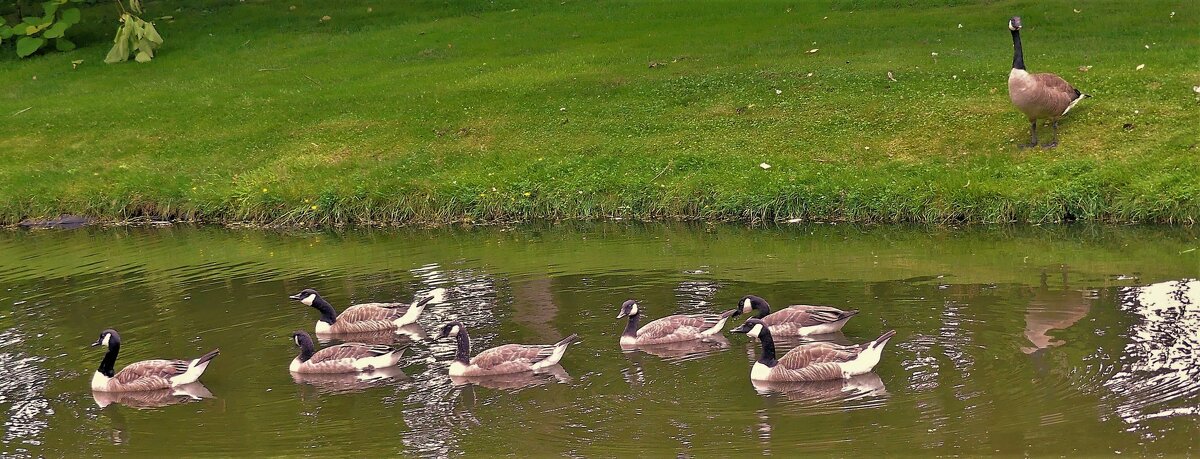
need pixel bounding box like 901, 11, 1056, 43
16, 36, 46, 58
43, 22, 69, 39
60, 8, 81, 26
143, 21, 163, 45
55, 37, 75, 51
43, 1, 61, 18
135, 50, 151, 63
105, 22, 132, 63
0, 25, 13, 39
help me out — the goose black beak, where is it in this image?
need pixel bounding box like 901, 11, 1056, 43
288, 293, 304, 300
616, 311, 627, 319
90, 340, 102, 347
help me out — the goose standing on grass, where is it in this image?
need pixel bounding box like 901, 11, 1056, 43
90, 329, 220, 392
617, 299, 736, 347
1007, 16, 1089, 148
436, 321, 579, 376
733, 295, 859, 336
288, 287, 447, 335
731, 319, 896, 381
289, 331, 404, 373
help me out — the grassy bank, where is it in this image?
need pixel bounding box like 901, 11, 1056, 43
2, 0, 1198, 225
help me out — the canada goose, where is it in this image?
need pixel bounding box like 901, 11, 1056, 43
92, 382, 214, 409
289, 331, 404, 374
436, 321, 579, 376
733, 295, 859, 336
617, 299, 736, 346
731, 319, 896, 381
288, 287, 446, 334
1007, 16, 1089, 148
90, 329, 220, 392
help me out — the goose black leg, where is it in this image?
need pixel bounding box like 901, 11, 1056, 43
1042, 120, 1059, 148
1021, 120, 1038, 149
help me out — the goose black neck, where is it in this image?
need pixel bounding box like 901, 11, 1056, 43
754, 300, 771, 319
313, 297, 338, 324
297, 340, 316, 362
1011, 29, 1025, 70
454, 329, 471, 364
98, 343, 119, 377
758, 328, 778, 367
622, 314, 640, 338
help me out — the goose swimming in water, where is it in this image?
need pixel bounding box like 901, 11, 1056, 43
289, 331, 404, 374
288, 287, 446, 335
733, 295, 858, 336
90, 329, 220, 392
436, 321, 579, 377
1007, 16, 1089, 148
617, 300, 736, 347
732, 319, 896, 381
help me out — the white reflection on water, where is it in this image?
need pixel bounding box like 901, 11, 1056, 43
1108, 279, 1200, 431
0, 329, 52, 453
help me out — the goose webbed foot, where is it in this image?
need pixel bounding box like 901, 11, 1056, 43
1041, 141, 1058, 149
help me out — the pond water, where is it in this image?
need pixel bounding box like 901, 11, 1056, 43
0, 223, 1197, 457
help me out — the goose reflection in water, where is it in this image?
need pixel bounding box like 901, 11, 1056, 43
624, 334, 730, 361
315, 324, 429, 346
751, 372, 887, 401
449, 364, 571, 390
1021, 268, 1092, 354
91, 382, 214, 409
291, 365, 408, 395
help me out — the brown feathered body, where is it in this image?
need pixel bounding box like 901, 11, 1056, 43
1009, 69, 1084, 121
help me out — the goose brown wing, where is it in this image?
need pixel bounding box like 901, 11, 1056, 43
776, 342, 859, 378
339, 304, 404, 322
1032, 72, 1083, 115
112, 359, 188, 391
766, 305, 854, 328
636, 314, 718, 341
310, 343, 392, 364
470, 344, 554, 370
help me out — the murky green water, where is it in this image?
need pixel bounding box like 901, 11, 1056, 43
1, 223, 1197, 457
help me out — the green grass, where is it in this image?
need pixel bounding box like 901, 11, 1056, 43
1, 0, 1198, 225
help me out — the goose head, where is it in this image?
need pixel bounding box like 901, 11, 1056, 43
91, 329, 121, 348
732, 295, 766, 317
615, 300, 640, 319
731, 318, 768, 338
437, 321, 465, 340
1008, 16, 1022, 31
291, 330, 315, 349
288, 288, 322, 306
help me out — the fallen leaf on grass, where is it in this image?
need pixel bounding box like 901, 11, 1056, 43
1136, 64, 1145, 70
1073, 9, 1081, 13
1193, 85, 1200, 94
71, 59, 83, 69
1078, 65, 1092, 72
320, 15, 331, 22
759, 163, 771, 170
887, 71, 896, 81
806, 48, 819, 54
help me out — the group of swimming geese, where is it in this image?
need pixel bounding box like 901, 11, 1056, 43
89, 287, 895, 393
88, 16, 1084, 394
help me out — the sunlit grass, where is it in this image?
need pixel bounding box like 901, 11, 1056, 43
1, 0, 1197, 225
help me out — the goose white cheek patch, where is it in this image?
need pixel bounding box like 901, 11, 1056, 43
629, 304, 638, 316
742, 299, 752, 313
101, 334, 111, 346
748, 324, 763, 338
449, 325, 460, 336
301, 294, 316, 306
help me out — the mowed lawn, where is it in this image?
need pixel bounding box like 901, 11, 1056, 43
1, 0, 1197, 224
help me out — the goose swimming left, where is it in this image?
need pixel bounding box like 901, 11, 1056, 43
90, 329, 220, 392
